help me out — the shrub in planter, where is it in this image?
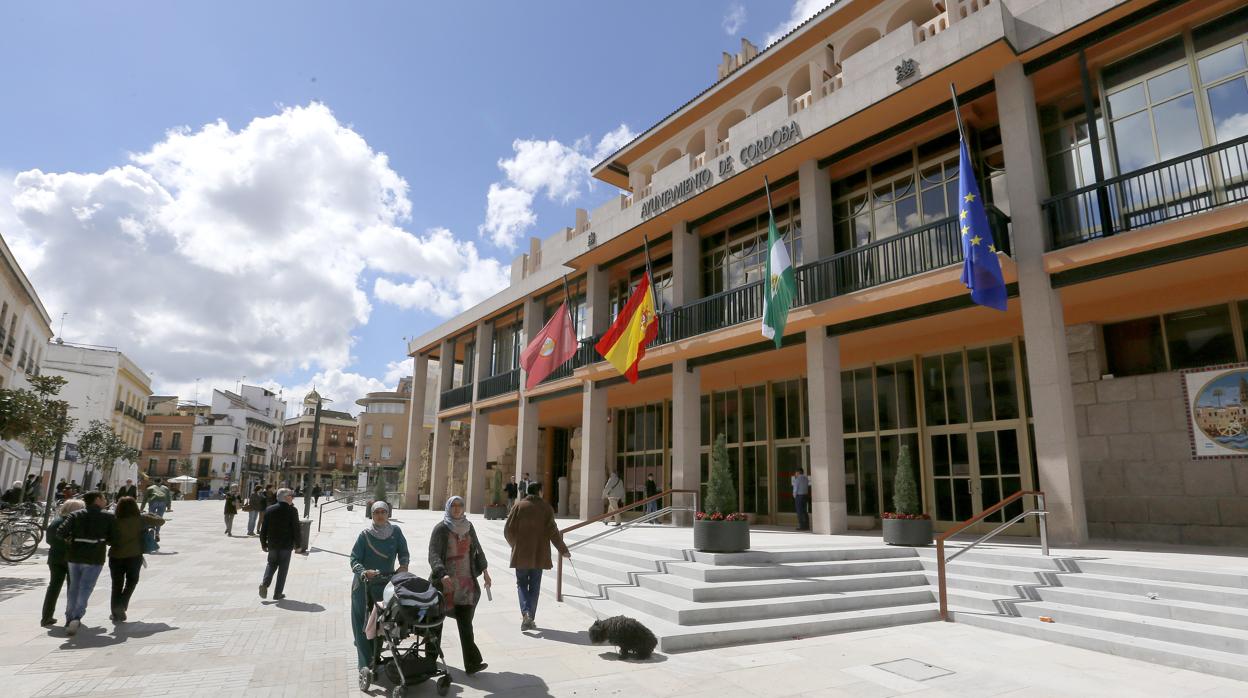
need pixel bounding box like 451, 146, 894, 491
693, 434, 750, 552
882, 445, 932, 546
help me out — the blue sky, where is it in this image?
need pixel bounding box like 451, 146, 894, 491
0, 1, 815, 412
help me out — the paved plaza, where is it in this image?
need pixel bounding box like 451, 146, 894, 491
0, 501, 1244, 697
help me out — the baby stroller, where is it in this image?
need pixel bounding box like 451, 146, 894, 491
358, 572, 452, 697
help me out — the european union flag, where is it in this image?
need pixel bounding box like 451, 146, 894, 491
957, 137, 1007, 311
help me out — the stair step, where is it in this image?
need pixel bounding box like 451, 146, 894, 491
1015, 601, 1248, 655
1037, 586, 1248, 632
919, 558, 1059, 584
670, 557, 923, 583
1073, 560, 1248, 590
954, 612, 1248, 683
602, 583, 934, 625
924, 571, 1033, 598
1058, 573, 1248, 610
914, 546, 1068, 570
694, 546, 920, 565
646, 570, 930, 602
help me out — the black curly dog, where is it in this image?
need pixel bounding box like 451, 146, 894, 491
588, 615, 658, 660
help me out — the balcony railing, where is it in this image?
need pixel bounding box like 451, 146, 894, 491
1043, 134, 1248, 250
439, 383, 473, 411
659, 280, 765, 345
541, 337, 601, 384
797, 205, 1011, 300
478, 368, 520, 400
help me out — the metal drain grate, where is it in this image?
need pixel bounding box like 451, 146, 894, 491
873, 658, 955, 681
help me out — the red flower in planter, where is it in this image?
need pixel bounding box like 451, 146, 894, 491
696, 511, 747, 522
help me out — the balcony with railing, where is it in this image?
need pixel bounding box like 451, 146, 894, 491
439, 383, 474, 411
478, 368, 521, 400
541, 337, 600, 384
1043, 134, 1248, 250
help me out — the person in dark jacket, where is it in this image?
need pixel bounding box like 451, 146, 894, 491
311, 485, 322, 505
0, 480, 21, 506
41, 498, 85, 627
504, 477, 518, 510
117, 479, 138, 500
59, 491, 117, 635
264, 484, 277, 508
258, 488, 302, 600
429, 495, 491, 675
223, 485, 240, 536
108, 496, 165, 621
246, 485, 266, 536
504, 482, 570, 631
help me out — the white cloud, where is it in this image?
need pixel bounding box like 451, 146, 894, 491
765, 0, 829, 46
281, 368, 390, 418
479, 125, 636, 249
723, 3, 747, 35
2, 102, 508, 397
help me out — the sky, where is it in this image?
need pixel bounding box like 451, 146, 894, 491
0, 0, 826, 416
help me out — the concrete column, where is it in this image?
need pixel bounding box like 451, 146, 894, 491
806, 330, 847, 534
578, 381, 608, 519
401, 353, 430, 509
799, 158, 834, 261
465, 409, 490, 514
518, 296, 543, 389
670, 220, 699, 305
671, 359, 701, 524
427, 418, 451, 511
808, 62, 824, 102
995, 60, 1088, 545
584, 266, 610, 336
438, 340, 455, 394
516, 399, 539, 490
472, 321, 493, 400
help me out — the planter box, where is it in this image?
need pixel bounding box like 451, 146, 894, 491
693, 519, 751, 553
882, 518, 933, 546
484, 505, 508, 521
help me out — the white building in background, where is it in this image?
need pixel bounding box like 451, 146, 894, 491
0, 234, 54, 492
211, 385, 286, 491
189, 414, 244, 495
43, 341, 151, 490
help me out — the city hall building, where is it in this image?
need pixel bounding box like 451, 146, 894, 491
402, 0, 1248, 547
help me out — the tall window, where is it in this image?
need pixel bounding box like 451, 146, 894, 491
609, 264, 673, 321
365, 423, 374, 437
151, 432, 163, 450
492, 320, 521, 375
615, 401, 667, 505
202, 435, 213, 453
701, 200, 801, 295
381, 446, 392, 460
1103, 299, 1246, 376
382, 424, 394, 439
843, 361, 920, 517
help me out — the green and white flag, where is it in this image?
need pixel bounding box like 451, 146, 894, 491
760, 208, 796, 348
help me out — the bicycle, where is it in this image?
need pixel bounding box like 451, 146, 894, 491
0, 511, 45, 562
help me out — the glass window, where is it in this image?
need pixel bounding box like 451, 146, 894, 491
700, 200, 801, 293
1164, 304, 1237, 369
967, 347, 993, 424
841, 371, 857, 432
923, 355, 946, 426
1205, 76, 1248, 142
1104, 317, 1165, 376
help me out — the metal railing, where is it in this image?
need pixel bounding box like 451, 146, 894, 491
439, 384, 473, 411
316, 488, 401, 531
659, 280, 764, 346
1043, 133, 1248, 250
796, 205, 1011, 301
936, 489, 1048, 622
478, 368, 520, 400
555, 488, 698, 602
541, 336, 601, 384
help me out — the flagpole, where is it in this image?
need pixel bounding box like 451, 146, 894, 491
641, 235, 658, 317
561, 274, 576, 334
949, 82, 966, 141
763, 175, 791, 262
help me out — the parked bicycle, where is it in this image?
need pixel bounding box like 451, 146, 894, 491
0, 510, 45, 562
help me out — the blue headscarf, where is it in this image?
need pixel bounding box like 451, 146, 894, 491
443, 496, 470, 536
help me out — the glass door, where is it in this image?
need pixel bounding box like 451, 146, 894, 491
928, 426, 1031, 533
773, 442, 806, 526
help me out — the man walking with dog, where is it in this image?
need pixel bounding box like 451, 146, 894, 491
504, 482, 570, 631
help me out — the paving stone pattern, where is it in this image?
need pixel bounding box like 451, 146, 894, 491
0, 501, 1244, 697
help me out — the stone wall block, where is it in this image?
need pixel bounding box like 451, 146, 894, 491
1134, 375, 1154, 400
1068, 352, 1089, 384
1153, 372, 1182, 399
1147, 496, 1219, 525
1088, 521, 1115, 540
1107, 434, 1152, 462
1181, 461, 1235, 496
1123, 461, 1183, 495
1181, 525, 1248, 548
1089, 496, 1148, 523
1095, 377, 1136, 403
1151, 431, 1194, 461
1077, 435, 1109, 462
1233, 462, 1248, 494
1128, 400, 1176, 433
1113, 522, 1183, 544
1217, 497, 1248, 526
1066, 323, 1097, 354
1071, 382, 1097, 407
1087, 403, 1130, 435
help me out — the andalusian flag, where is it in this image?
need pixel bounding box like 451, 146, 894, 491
760, 206, 795, 348
595, 273, 659, 383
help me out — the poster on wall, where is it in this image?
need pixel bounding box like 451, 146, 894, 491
1182, 363, 1248, 458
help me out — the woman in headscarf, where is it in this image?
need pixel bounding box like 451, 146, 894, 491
428, 495, 490, 675
350, 500, 410, 678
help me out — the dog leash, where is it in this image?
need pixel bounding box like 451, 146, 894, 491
565, 557, 602, 621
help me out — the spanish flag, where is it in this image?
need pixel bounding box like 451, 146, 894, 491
595, 273, 659, 383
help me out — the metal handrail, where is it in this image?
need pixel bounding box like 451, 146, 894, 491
936, 489, 1048, 621
316, 489, 371, 531
556, 488, 698, 602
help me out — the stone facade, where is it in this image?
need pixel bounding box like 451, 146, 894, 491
1070, 323, 1248, 546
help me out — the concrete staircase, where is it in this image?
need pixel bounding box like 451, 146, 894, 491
471, 522, 939, 652
914, 548, 1248, 682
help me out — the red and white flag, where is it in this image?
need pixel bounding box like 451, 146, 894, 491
519, 301, 578, 389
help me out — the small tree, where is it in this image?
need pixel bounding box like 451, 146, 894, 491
891, 445, 921, 516
78, 419, 140, 491
13, 376, 75, 502
373, 468, 387, 504
703, 433, 738, 516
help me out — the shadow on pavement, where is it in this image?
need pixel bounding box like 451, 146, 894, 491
532, 628, 592, 646
271, 599, 325, 613
308, 546, 349, 558
58, 621, 178, 649
455, 671, 553, 697
0, 576, 45, 595
597, 650, 667, 664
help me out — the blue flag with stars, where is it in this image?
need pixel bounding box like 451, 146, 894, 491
957, 137, 1007, 311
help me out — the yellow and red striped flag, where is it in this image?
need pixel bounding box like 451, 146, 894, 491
595, 273, 659, 383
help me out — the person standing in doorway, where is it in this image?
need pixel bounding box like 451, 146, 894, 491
246, 485, 266, 536
59, 491, 117, 635
791, 469, 810, 531
602, 470, 625, 526
258, 488, 301, 600
41, 498, 85, 627
504, 482, 569, 631
644, 474, 659, 515
505, 476, 518, 510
